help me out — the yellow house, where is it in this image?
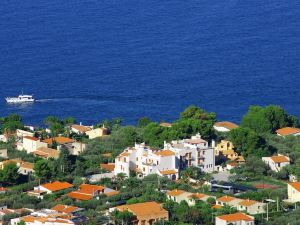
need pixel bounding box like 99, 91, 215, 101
288, 182, 300, 202
215, 140, 238, 160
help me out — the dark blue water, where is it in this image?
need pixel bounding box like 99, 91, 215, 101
0, 0, 299, 126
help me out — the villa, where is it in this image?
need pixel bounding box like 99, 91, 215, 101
28, 181, 73, 199
164, 133, 215, 172
287, 182, 300, 202
166, 189, 214, 206
215, 140, 239, 160
111, 202, 168, 225
18, 136, 48, 153
114, 143, 178, 180
262, 155, 290, 172
215, 212, 255, 225
213, 121, 239, 132
85, 126, 108, 139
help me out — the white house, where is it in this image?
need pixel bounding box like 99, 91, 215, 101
114, 143, 178, 180
85, 126, 108, 139
262, 155, 290, 172
28, 181, 73, 199
166, 189, 214, 206
70, 124, 92, 135
213, 121, 239, 132
238, 199, 266, 215
19, 136, 48, 153
215, 212, 255, 225
0, 149, 8, 159
164, 133, 215, 172
287, 182, 300, 203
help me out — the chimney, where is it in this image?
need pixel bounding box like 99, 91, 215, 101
211, 140, 216, 148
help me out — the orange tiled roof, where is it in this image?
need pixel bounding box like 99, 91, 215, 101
33, 147, 59, 159
289, 182, 300, 192
43, 137, 74, 145
214, 121, 239, 130
24, 136, 39, 141
105, 191, 119, 197
100, 163, 115, 172
212, 205, 222, 209
41, 181, 73, 192
167, 189, 185, 196
79, 184, 105, 193
159, 169, 177, 175
68, 191, 93, 201
270, 155, 290, 163
217, 195, 236, 203
276, 127, 300, 136
217, 212, 254, 222
239, 199, 258, 207
155, 150, 175, 157
71, 125, 92, 133
0, 187, 7, 191
116, 202, 167, 217
52, 204, 80, 214
20, 162, 34, 170
188, 193, 208, 199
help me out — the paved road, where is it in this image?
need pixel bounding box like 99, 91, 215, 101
212, 171, 231, 182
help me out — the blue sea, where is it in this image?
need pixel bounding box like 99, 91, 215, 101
0, 0, 299, 126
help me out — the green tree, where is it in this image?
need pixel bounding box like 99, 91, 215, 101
34, 159, 52, 181
137, 117, 152, 128
111, 210, 135, 225
241, 105, 299, 134
229, 127, 272, 157
0, 163, 20, 184
180, 105, 216, 122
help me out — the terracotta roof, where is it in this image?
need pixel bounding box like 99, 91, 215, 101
1, 159, 23, 166
33, 147, 59, 159
212, 205, 222, 209
188, 193, 208, 200
160, 122, 172, 128
52, 204, 80, 214
41, 181, 73, 192
239, 199, 258, 207
20, 162, 34, 170
24, 136, 39, 141
155, 150, 175, 157
217, 195, 237, 203
68, 191, 93, 201
71, 125, 92, 133
68, 184, 105, 201
79, 184, 105, 193
276, 127, 300, 136
105, 191, 119, 196
227, 162, 238, 167
214, 121, 239, 130
186, 138, 207, 144
217, 212, 254, 222
167, 189, 186, 196
0, 187, 7, 191
289, 182, 300, 192
159, 169, 177, 175
116, 202, 167, 217
43, 137, 74, 145
270, 155, 290, 163
100, 163, 115, 172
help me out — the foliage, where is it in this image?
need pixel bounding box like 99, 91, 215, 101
241, 105, 299, 134
0, 163, 20, 184
229, 127, 273, 157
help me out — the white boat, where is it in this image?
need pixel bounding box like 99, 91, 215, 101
5, 94, 35, 103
